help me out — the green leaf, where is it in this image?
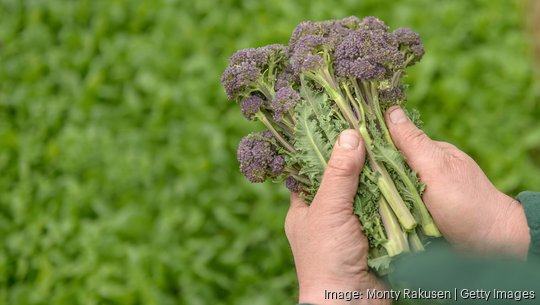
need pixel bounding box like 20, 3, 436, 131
293, 101, 332, 184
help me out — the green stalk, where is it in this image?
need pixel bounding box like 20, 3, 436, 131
342, 83, 362, 125
408, 230, 425, 252
377, 148, 440, 236
256, 112, 296, 153
367, 82, 441, 237
286, 171, 312, 185
373, 161, 417, 231
308, 71, 417, 231
256, 81, 274, 100
370, 83, 396, 149
307, 70, 358, 128
275, 121, 293, 138
379, 197, 410, 256
343, 80, 418, 231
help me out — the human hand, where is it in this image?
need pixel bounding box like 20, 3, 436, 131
285, 130, 389, 305
385, 106, 530, 259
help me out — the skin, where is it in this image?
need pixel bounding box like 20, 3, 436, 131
286, 129, 389, 305
285, 106, 530, 304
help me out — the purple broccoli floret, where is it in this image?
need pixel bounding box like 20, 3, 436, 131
221, 62, 261, 100
270, 87, 301, 121
269, 156, 286, 176
334, 29, 404, 80
289, 21, 333, 52
336, 16, 361, 30
240, 95, 264, 120
221, 44, 288, 100
393, 28, 421, 45
275, 66, 298, 90
335, 58, 386, 80
237, 132, 284, 183
379, 87, 406, 104
393, 28, 425, 64
290, 35, 329, 73
229, 48, 267, 67
410, 44, 425, 60
359, 16, 389, 31
285, 176, 303, 192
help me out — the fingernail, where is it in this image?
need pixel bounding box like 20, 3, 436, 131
338, 130, 360, 149
389, 107, 408, 124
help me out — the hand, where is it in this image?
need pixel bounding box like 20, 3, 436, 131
285, 130, 389, 305
385, 106, 530, 258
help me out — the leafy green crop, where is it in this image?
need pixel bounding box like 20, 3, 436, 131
223, 16, 441, 273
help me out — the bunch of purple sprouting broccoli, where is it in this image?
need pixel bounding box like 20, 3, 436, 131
221, 16, 440, 274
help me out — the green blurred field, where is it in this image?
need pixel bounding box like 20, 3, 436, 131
0, 0, 539, 304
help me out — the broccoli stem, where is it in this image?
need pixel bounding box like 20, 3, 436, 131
369, 83, 395, 149
256, 81, 275, 100
408, 230, 425, 252
309, 72, 418, 231
371, 161, 417, 231
308, 70, 358, 128
379, 197, 410, 256
364, 80, 440, 237
285, 169, 312, 185
256, 113, 296, 153
376, 149, 440, 236
364, 96, 441, 237
342, 83, 363, 124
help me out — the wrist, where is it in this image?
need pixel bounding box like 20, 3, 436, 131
487, 194, 530, 259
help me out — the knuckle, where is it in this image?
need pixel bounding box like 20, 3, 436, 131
435, 141, 458, 151
404, 129, 429, 146
325, 154, 358, 178
440, 149, 469, 175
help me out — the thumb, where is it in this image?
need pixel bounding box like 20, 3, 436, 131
311, 129, 365, 213
385, 106, 438, 171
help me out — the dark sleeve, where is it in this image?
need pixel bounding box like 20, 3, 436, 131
389, 240, 540, 304
516, 191, 540, 260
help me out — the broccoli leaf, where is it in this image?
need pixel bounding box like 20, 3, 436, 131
293, 100, 332, 184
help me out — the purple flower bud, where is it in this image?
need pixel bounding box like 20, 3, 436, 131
337, 16, 361, 29
393, 28, 425, 64
240, 96, 264, 120
261, 130, 274, 139
222, 44, 287, 100
410, 44, 425, 59
334, 29, 404, 79
335, 58, 386, 81
229, 48, 267, 67
290, 35, 328, 74
285, 176, 303, 192
379, 87, 406, 103
302, 55, 325, 72
221, 62, 261, 100
269, 156, 285, 176
393, 28, 421, 45
359, 16, 389, 31
275, 67, 298, 90
237, 131, 284, 183
289, 21, 333, 52
271, 87, 301, 121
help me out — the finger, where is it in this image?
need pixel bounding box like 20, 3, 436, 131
385, 106, 439, 171
311, 129, 365, 213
